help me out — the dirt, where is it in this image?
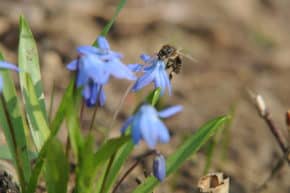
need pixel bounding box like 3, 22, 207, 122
0, 0, 289, 193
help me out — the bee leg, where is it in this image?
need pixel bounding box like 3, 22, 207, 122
169, 71, 174, 80
165, 62, 172, 69
166, 59, 175, 69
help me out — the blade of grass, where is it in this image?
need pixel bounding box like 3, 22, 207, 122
93, 0, 127, 46
132, 116, 229, 193
26, 80, 76, 193
44, 138, 69, 193
76, 135, 130, 193
22, 74, 50, 150
0, 144, 37, 161
18, 16, 50, 150
220, 104, 236, 160
0, 53, 32, 190
203, 138, 216, 174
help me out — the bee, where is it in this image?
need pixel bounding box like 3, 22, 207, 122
157, 44, 196, 80
157, 44, 182, 80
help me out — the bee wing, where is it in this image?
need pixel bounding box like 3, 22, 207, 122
178, 50, 198, 63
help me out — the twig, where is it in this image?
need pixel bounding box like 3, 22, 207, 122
248, 90, 288, 155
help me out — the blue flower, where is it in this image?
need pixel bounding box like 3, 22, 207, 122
67, 36, 136, 86
67, 36, 136, 106
0, 61, 19, 92
120, 104, 182, 149
131, 54, 172, 96
153, 154, 166, 181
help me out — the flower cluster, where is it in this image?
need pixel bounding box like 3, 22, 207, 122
67, 37, 182, 182
67, 36, 136, 107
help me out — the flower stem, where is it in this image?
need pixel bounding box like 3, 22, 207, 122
111, 150, 157, 193
109, 82, 134, 130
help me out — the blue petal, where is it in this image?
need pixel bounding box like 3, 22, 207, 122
153, 154, 166, 181
140, 54, 152, 63
82, 84, 91, 99
83, 83, 97, 107
77, 45, 102, 55
66, 60, 78, 71
158, 105, 183, 118
82, 55, 109, 84
127, 64, 144, 72
98, 36, 110, 50
154, 71, 166, 95
140, 115, 158, 149
76, 67, 89, 87
132, 116, 142, 145
154, 119, 170, 143
0, 61, 18, 72
106, 59, 136, 80
110, 51, 123, 59
98, 86, 106, 106
120, 116, 134, 134
132, 68, 158, 91
89, 83, 99, 106
162, 69, 172, 95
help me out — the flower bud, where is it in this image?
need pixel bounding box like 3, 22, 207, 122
153, 154, 166, 181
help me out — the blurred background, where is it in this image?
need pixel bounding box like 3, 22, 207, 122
0, 0, 289, 192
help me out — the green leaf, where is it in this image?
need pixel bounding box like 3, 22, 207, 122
44, 138, 69, 193
93, 135, 130, 165
76, 135, 130, 193
18, 16, 50, 150
0, 53, 32, 189
0, 144, 37, 161
203, 138, 216, 174
65, 92, 83, 158
25, 80, 76, 193
132, 116, 229, 193
95, 141, 134, 193
22, 75, 50, 150
51, 79, 74, 134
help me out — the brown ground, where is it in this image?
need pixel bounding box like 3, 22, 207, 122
0, 0, 289, 193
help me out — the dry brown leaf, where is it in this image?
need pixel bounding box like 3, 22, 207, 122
197, 172, 229, 193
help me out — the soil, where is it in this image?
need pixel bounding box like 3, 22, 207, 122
0, 0, 289, 193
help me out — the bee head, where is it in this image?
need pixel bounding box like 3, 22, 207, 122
158, 44, 177, 59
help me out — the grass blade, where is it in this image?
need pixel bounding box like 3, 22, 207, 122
0, 53, 32, 190
76, 135, 130, 193
93, 0, 127, 46
44, 138, 69, 193
18, 16, 50, 150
